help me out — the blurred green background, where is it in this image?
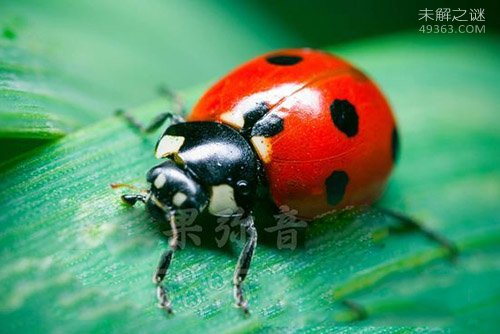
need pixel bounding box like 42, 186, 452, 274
1, 0, 499, 333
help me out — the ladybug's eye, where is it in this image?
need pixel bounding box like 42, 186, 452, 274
265, 54, 303, 66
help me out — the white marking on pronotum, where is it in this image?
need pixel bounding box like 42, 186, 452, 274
220, 111, 245, 129
155, 135, 185, 159
209, 184, 238, 216
154, 174, 167, 189
250, 136, 271, 163
172, 192, 187, 207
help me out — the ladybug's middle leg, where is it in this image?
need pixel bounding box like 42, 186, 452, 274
233, 214, 257, 314
116, 87, 185, 133
153, 212, 179, 314
115, 110, 185, 133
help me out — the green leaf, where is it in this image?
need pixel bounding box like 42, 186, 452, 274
0, 33, 499, 333
0, 0, 299, 143
0, 42, 103, 159
0, 43, 108, 139
0, 0, 299, 159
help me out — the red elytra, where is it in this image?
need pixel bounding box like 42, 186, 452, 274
189, 48, 397, 219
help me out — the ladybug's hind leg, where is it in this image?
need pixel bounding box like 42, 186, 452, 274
341, 300, 368, 321
337, 208, 458, 322
233, 214, 257, 314
375, 207, 458, 260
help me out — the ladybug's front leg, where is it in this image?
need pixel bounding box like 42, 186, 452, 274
153, 212, 179, 314
233, 214, 257, 314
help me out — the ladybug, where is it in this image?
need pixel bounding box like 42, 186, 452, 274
116, 49, 456, 315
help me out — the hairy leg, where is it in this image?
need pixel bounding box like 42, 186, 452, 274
233, 215, 257, 314
153, 213, 179, 314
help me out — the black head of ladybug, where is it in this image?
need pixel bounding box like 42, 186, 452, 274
119, 121, 259, 219
145, 160, 208, 214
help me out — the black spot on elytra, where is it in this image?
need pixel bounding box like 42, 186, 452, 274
330, 99, 358, 137
251, 114, 284, 137
241, 102, 271, 138
325, 170, 348, 206
266, 54, 303, 66
391, 127, 400, 162
243, 103, 269, 128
